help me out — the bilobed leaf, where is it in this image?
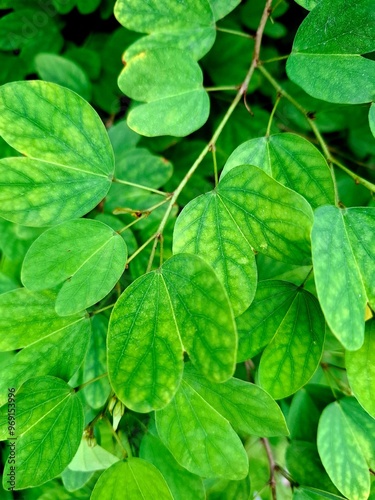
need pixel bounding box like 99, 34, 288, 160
0, 376, 84, 490
183, 363, 289, 437
287, 0, 375, 103
35, 53, 92, 101
118, 48, 210, 137
156, 380, 249, 480
346, 320, 375, 418
0, 81, 114, 226
114, 0, 215, 59
317, 397, 375, 500
0, 288, 88, 351
222, 133, 335, 209
140, 434, 205, 500
22, 219, 127, 316
69, 439, 119, 472
237, 281, 325, 399
216, 165, 313, 265
90, 458, 173, 499
312, 206, 375, 350
173, 190, 257, 317
108, 254, 237, 413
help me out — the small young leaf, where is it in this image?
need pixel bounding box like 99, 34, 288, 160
90, 458, 173, 499
69, 439, 119, 472
0, 376, 84, 490
156, 380, 249, 480
22, 219, 127, 315
0, 81, 114, 226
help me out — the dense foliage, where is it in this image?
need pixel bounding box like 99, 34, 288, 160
0, 0, 374, 498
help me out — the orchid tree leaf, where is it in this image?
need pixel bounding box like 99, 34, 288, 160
216, 165, 314, 265
222, 133, 335, 209
108, 254, 237, 413
155, 379, 249, 480
346, 320, 375, 418
287, 0, 375, 103
173, 190, 257, 317
312, 206, 375, 350
0, 81, 114, 226
22, 219, 127, 315
0, 376, 84, 490
90, 458, 173, 500
118, 48, 209, 137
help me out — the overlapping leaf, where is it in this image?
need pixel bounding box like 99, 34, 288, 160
69, 439, 119, 472
236, 281, 325, 399
222, 133, 335, 209
0, 376, 84, 490
118, 48, 209, 137
155, 379, 249, 480
312, 206, 375, 350
318, 397, 375, 499
90, 459, 173, 499
108, 254, 237, 413
369, 104, 375, 138
0, 81, 114, 226
22, 219, 127, 315
287, 0, 375, 103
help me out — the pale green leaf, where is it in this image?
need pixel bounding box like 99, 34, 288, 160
0, 288, 88, 351
347, 320, 375, 418
0, 81, 114, 226
114, 0, 215, 59
173, 190, 257, 317
156, 380, 249, 480
0, 376, 84, 489
184, 364, 289, 436
317, 397, 375, 499
108, 254, 237, 412
311, 206, 375, 350
118, 48, 210, 137
216, 165, 313, 265
287, 0, 375, 103
140, 434, 205, 500
90, 458, 173, 499
293, 0, 320, 11
208, 0, 241, 20
69, 439, 119, 472
22, 219, 127, 315
222, 133, 335, 209
35, 53, 92, 101
294, 487, 346, 500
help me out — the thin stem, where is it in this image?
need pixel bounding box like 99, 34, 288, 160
261, 438, 277, 500
216, 26, 254, 39
205, 85, 239, 92
113, 178, 168, 197
127, 233, 157, 265
301, 266, 313, 287
261, 54, 290, 64
75, 373, 108, 392
105, 417, 128, 459
266, 93, 281, 136
159, 233, 164, 268
114, 196, 171, 217
331, 158, 375, 193
91, 303, 116, 315
211, 144, 219, 186
117, 214, 148, 234
146, 0, 274, 272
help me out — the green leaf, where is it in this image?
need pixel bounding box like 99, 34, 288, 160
222, 133, 335, 209
0, 81, 114, 226
140, 434, 205, 500
208, 0, 241, 20
155, 379, 249, 480
114, 0, 216, 59
35, 53, 92, 101
22, 219, 127, 316
216, 165, 314, 265
237, 281, 325, 399
118, 48, 210, 137
317, 397, 375, 500
369, 104, 375, 138
287, 0, 375, 103
108, 254, 237, 412
0, 376, 84, 490
183, 363, 289, 437
205, 475, 251, 500
69, 439, 119, 472
173, 190, 257, 317
312, 206, 375, 350
90, 458, 173, 499
346, 320, 375, 418
77, 0, 100, 14
0, 288, 88, 350
294, 487, 346, 500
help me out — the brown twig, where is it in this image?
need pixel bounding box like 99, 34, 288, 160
261, 438, 277, 500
